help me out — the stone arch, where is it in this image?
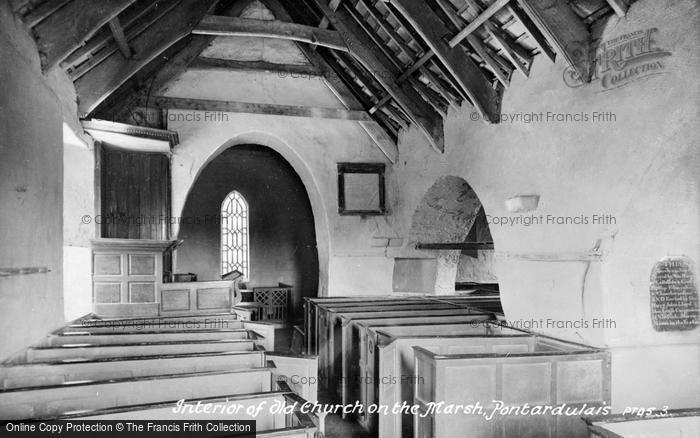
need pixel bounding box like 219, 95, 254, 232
408, 176, 498, 294
173, 131, 331, 297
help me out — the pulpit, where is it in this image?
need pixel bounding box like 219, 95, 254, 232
91, 239, 241, 317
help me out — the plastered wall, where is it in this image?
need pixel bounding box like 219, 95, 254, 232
385, 0, 700, 410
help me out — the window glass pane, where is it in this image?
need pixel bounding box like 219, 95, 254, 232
220, 191, 249, 278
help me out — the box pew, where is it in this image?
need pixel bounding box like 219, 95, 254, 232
333, 311, 495, 406
0, 350, 265, 390
375, 333, 547, 437
319, 304, 493, 390
357, 322, 521, 431
0, 367, 274, 420
316, 301, 488, 387
41, 329, 250, 346
306, 298, 430, 355
24, 339, 256, 363
413, 338, 610, 438
304, 295, 502, 356
65, 313, 244, 334
583, 408, 700, 438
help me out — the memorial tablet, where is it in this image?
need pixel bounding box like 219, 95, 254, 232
650, 256, 699, 331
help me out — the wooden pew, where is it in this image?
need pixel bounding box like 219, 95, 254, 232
41, 329, 251, 346
306, 297, 430, 355
0, 351, 265, 389
413, 339, 610, 438
0, 367, 274, 420
64, 313, 244, 334
66, 387, 322, 438
319, 304, 493, 390
304, 294, 502, 355
583, 408, 700, 438
314, 299, 492, 379
24, 339, 257, 363
332, 312, 495, 406
355, 321, 519, 431
375, 333, 546, 437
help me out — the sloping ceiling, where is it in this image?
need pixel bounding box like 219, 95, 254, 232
11, 0, 632, 158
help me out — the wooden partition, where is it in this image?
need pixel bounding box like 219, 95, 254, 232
376, 333, 576, 437
304, 294, 502, 355
332, 313, 494, 407
413, 342, 610, 438
358, 322, 521, 432
91, 239, 174, 317
319, 304, 493, 390
160, 280, 240, 315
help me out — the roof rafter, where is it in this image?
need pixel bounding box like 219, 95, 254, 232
33, 0, 136, 71
309, 0, 445, 152
193, 15, 349, 52
261, 0, 399, 162
386, 0, 501, 122
75, 0, 218, 117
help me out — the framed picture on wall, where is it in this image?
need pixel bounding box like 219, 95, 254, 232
337, 163, 386, 215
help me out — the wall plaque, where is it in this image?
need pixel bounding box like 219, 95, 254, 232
649, 256, 699, 331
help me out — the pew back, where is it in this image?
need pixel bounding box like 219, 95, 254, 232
413, 343, 611, 438
0, 351, 265, 389
377, 334, 568, 438
0, 368, 274, 420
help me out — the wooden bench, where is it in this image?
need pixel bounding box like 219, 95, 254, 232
0, 367, 274, 419
24, 339, 257, 363
41, 329, 250, 346
0, 350, 265, 389
62, 316, 244, 334
413, 339, 610, 438
66, 384, 322, 438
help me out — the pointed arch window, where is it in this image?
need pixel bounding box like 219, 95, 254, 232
221, 191, 249, 278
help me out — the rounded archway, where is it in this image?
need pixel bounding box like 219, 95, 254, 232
175, 144, 319, 318
408, 175, 499, 295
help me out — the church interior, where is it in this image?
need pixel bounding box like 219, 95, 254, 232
0, 0, 698, 436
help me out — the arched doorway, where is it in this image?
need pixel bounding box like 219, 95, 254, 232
408, 176, 499, 298
175, 144, 319, 319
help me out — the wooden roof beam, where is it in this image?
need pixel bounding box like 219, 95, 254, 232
387, 0, 501, 122
434, 0, 509, 88
152, 96, 376, 121
62, 1, 162, 71
75, 0, 218, 117
22, 0, 72, 27
68, 0, 182, 80
448, 0, 510, 48
193, 15, 349, 52
606, 0, 629, 17
190, 57, 321, 76
311, 0, 445, 152
517, 0, 592, 83
108, 17, 132, 58
507, 2, 556, 62
33, 0, 136, 71
260, 0, 399, 162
